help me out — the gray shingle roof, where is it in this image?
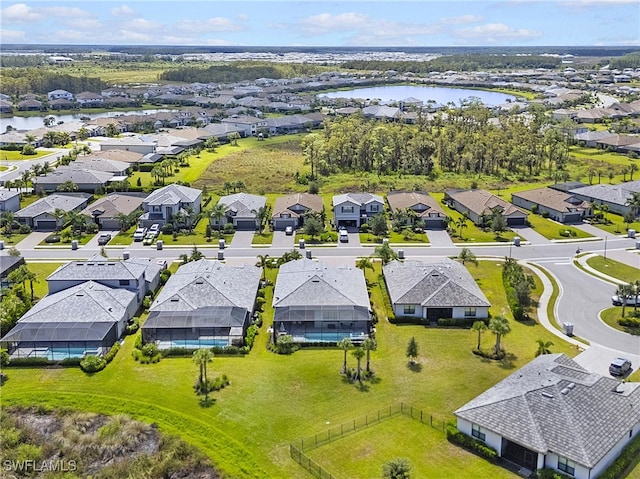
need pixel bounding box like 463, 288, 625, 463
570, 181, 640, 206
332, 192, 384, 207
0, 189, 19, 201
47, 259, 146, 283
15, 193, 91, 218
218, 193, 266, 219
273, 259, 369, 308
143, 183, 201, 206
455, 354, 640, 468
151, 259, 260, 313
15, 281, 136, 324
383, 259, 490, 307
34, 168, 115, 185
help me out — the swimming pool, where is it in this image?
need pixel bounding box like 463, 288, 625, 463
29, 347, 99, 360
157, 339, 230, 349
299, 332, 367, 342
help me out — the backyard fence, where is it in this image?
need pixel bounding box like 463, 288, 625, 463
289, 403, 449, 479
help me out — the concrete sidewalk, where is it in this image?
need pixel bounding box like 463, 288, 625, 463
574, 252, 624, 285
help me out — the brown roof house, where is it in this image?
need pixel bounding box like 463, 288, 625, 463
512, 187, 590, 224
271, 193, 323, 231
386, 191, 447, 229
81, 193, 147, 230
444, 189, 528, 227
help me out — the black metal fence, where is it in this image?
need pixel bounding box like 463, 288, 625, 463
289, 403, 449, 479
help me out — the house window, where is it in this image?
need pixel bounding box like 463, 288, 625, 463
342, 206, 354, 213
403, 305, 416, 315
464, 307, 477, 318
370, 204, 380, 212
471, 424, 486, 442
558, 457, 575, 476
119, 279, 130, 286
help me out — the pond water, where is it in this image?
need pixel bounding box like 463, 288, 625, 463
318, 85, 517, 106
1, 109, 178, 132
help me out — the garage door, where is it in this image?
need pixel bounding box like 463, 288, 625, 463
35, 220, 58, 231
563, 213, 582, 224
235, 220, 257, 231
507, 217, 527, 226
273, 219, 296, 231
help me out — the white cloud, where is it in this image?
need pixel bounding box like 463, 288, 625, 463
174, 17, 245, 33
119, 30, 153, 43
1, 3, 43, 23
439, 15, 482, 25
63, 18, 102, 31
236, 14, 249, 21
454, 23, 541, 42
0, 28, 27, 42
111, 5, 136, 16
122, 18, 162, 32
297, 13, 369, 35
41, 6, 87, 18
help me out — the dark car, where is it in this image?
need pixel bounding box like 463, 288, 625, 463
97, 233, 111, 245
44, 235, 61, 243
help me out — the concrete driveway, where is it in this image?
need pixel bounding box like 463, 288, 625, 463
426, 229, 454, 247
15, 231, 51, 249
84, 230, 120, 249
272, 230, 294, 248
230, 230, 255, 248
574, 343, 640, 378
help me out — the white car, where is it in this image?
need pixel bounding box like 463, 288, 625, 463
338, 228, 349, 242
149, 223, 160, 233
133, 227, 147, 241
611, 295, 640, 306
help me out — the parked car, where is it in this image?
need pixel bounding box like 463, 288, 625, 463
133, 227, 147, 241
44, 234, 60, 243
149, 223, 160, 233
338, 228, 349, 242
609, 357, 632, 376
285, 226, 294, 236
611, 294, 640, 306
142, 233, 156, 246
97, 233, 111, 245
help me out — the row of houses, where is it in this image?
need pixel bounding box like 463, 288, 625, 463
1, 256, 489, 358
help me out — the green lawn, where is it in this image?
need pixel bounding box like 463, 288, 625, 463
600, 307, 640, 336
0, 150, 52, 161
0, 232, 29, 245
37, 226, 94, 246
252, 231, 273, 245
526, 214, 594, 240
22, 262, 63, 300
108, 225, 136, 245
586, 255, 640, 283
588, 214, 640, 236
1, 258, 582, 479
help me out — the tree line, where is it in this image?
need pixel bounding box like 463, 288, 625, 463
301, 105, 571, 180
340, 54, 561, 73
158, 62, 323, 84
1, 69, 106, 98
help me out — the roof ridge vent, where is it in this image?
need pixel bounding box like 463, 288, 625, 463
560, 388, 570, 395
542, 392, 554, 399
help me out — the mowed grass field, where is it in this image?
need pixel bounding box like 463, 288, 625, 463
2, 259, 580, 479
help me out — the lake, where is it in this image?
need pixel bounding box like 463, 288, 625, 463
318, 85, 517, 106
0, 109, 178, 132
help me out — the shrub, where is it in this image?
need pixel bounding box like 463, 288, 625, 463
7, 357, 51, 366
541, 211, 550, 218
223, 223, 235, 234
80, 355, 106, 373
125, 319, 140, 335
359, 223, 370, 233
104, 343, 120, 363
619, 317, 640, 328
60, 357, 82, 367
142, 297, 151, 310
245, 324, 259, 350
142, 343, 159, 358
559, 229, 571, 237
472, 348, 506, 360
446, 425, 498, 462
535, 469, 575, 479
389, 316, 428, 325
437, 317, 485, 328
162, 348, 190, 357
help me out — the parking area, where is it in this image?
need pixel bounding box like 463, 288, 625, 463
85, 230, 120, 249
574, 343, 640, 378
272, 230, 295, 248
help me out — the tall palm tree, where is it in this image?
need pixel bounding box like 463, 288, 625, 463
251, 205, 271, 234
337, 338, 352, 374
209, 203, 228, 231
625, 192, 640, 218
362, 337, 377, 373
53, 208, 67, 232
192, 348, 213, 401
535, 338, 554, 357
489, 315, 511, 355
351, 347, 365, 383
255, 254, 270, 281
356, 257, 374, 272
617, 283, 634, 318
471, 320, 487, 350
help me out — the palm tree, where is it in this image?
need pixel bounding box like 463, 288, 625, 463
251, 205, 271, 234
337, 338, 352, 374
362, 337, 377, 373
351, 347, 365, 383
488, 315, 511, 355
356, 257, 374, 271
25, 134, 36, 145
617, 283, 634, 318
256, 254, 270, 282
455, 215, 469, 239
625, 192, 640, 218
53, 208, 67, 232
192, 348, 213, 401
535, 338, 554, 357
209, 203, 228, 231
223, 182, 233, 195
471, 320, 487, 350
634, 279, 640, 312
458, 247, 478, 266
0, 211, 15, 235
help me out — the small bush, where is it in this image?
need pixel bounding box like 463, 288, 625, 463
80, 355, 106, 373
223, 223, 235, 234
104, 343, 120, 363
7, 357, 51, 366
359, 223, 370, 233
437, 317, 486, 328
60, 357, 82, 367
619, 317, 640, 328
535, 469, 575, 479
559, 229, 571, 237
125, 319, 140, 335
541, 211, 550, 218
245, 324, 259, 350
446, 425, 498, 462
472, 348, 506, 360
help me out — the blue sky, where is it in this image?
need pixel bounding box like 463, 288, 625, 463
1, 1, 638, 47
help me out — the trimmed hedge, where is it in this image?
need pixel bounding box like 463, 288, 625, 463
437, 317, 488, 328
619, 317, 640, 328
377, 275, 396, 321
597, 430, 640, 479
104, 343, 120, 363
7, 357, 51, 367
389, 315, 427, 325
446, 425, 498, 462
535, 469, 574, 479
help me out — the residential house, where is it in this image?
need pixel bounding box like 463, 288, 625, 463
0, 255, 25, 288
569, 181, 640, 216
386, 191, 447, 229
99, 136, 157, 155
444, 189, 528, 226
73, 157, 130, 176
47, 89, 74, 101
81, 193, 147, 230
142, 259, 261, 349
213, 193, 267, 230
220, 115, 268, 136
0, 99, 13, 114
139, 183, 202, 228
75, 92, 104, 107
272, 258, 371, 343
202, 122, 247, 142
383, 259, 490, 321
0, 189, 20, 212
32, 168, 116, 193
0, 281, 137, 360
15, 193, 92, 230
332, 193, 385, 228
512, 187, 591, 223
17, 99, 44, 111
454, 354, 640, 479
271, 193, 323, 231
573, 131, 617, 148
